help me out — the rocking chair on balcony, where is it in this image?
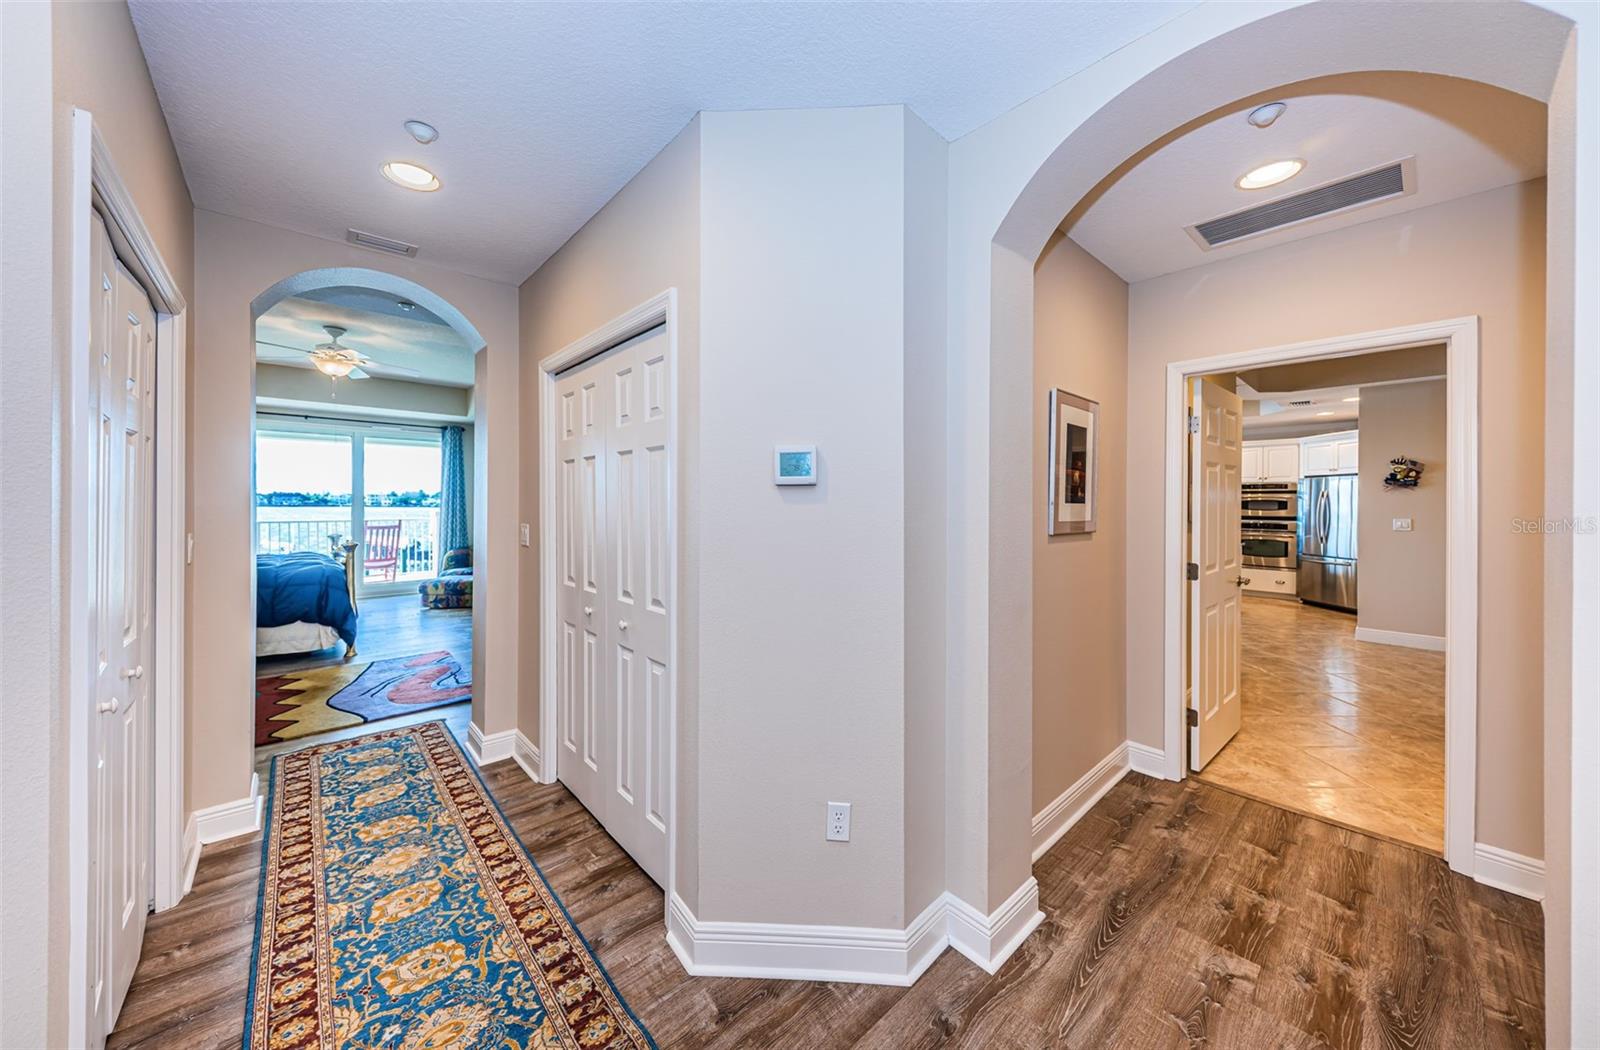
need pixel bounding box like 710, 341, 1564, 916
364, 521, 403, 581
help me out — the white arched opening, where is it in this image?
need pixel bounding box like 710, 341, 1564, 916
943, 2, 1590, 1034
249, 266, 500, 748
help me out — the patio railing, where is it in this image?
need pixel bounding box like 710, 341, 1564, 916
256, 510, 438, 581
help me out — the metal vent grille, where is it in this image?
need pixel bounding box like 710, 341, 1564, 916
1287, 399, 1314, 407
1191, 161, 1409, 247
345, 228, 419, 257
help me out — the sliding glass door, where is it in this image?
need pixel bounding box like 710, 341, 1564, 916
254, 419, 444, 596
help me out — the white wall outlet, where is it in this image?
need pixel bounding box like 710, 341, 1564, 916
520, 522, 531, 547
1392, 517, 1413, 532
826, 801, 851, 842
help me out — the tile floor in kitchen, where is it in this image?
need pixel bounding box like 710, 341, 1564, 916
1197, 595, 1445, 853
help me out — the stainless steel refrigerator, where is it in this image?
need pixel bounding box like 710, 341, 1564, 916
1298, 474, 1358, 610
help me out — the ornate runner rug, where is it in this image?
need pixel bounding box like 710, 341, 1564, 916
245, 721, 653, 1049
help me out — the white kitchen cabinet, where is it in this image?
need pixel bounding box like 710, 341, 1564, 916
1301, 431, 1358, 476
1241, 440, 1300, 482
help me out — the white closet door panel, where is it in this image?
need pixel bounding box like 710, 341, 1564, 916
106, 260, 155, 1022
603, 329, 669, 886
554, 366, 607, 819
552, 325, 670, 889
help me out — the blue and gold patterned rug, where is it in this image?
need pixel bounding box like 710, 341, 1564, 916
245, 721, 654, 1049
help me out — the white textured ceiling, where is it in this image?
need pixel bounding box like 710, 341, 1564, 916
129, 0, 1194, 285
1068, 73, 1547, 283
257, 290, 475, 388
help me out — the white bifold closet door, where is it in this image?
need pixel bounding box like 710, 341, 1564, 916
88, 210, 157, 1032
554, 326, 670, 887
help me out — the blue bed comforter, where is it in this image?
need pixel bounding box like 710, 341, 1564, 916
256, 552, 358, 647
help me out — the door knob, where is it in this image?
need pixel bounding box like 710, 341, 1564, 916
97, 698, 120, 714
584, 606, 593, 617
121, 665, 144, 680
1234, 576, 1249, 586
618, 620, 630, 632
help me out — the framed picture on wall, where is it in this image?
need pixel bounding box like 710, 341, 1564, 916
1048, 389, 1098, 535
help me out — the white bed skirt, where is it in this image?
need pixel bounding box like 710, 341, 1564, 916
256, 621, 341, 657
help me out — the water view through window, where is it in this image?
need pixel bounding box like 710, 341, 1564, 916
255, 424, 443, 589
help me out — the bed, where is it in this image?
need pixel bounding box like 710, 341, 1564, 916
256, 541, 360, 659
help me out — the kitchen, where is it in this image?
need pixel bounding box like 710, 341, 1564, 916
1192, 349, 1449, 854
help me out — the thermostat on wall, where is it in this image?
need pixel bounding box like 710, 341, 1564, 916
774, 445, 817, 486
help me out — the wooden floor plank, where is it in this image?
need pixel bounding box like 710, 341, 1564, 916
109, 749, 1543, 1050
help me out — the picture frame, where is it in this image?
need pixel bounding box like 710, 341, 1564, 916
1047, 389, 1098, 535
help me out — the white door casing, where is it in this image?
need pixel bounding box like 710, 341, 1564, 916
1189, 378, 1244, 771
553, 326, 671, 886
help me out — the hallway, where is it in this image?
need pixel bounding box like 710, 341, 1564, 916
108, 752, 1537, 1049
1198, 598, 1445, 853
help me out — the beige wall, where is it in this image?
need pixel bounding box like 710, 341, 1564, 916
189, 210, 518, 812
1127, 180, 1547, 858
517, 118, 703, 906
0, 1, 195, 1042
1031, 233, 1128, 815
254, 362, 473, 419
1357, 379, 1447, 639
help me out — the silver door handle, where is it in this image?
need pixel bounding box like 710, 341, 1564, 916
97, 698, 120, 714
121, 665, 143, 680
618, 620, 629, 632
584, 606, 593, 617
1234, 576, 1249, 587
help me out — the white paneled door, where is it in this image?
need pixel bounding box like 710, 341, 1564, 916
89, 211, 157, 1033
554, 326, 671, 886
1189, 378, 1243, 771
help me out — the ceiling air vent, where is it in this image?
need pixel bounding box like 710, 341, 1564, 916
1287, 399, 1314, 407
1187, 158, 1414, 249
345, 228, 419, 258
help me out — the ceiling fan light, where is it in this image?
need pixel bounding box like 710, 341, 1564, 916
315, 357, 356, 378
381, 161, 440, 192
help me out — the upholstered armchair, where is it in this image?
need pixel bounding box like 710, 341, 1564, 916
418, 547, 473, 609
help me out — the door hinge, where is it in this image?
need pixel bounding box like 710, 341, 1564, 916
1187, 413, 1200, 435
1186, 708, 1199, 728
1186, 562, 1199, 581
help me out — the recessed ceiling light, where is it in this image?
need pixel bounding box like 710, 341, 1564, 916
1247, 102, 1287, 129
382, 161, 440, 192
1342, 396, 1361, 403
404, 120, 439, 145
1315, 410, 1335, 417
1237, 158, 1304, 190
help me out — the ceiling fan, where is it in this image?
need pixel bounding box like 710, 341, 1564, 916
256, 324, 422, 388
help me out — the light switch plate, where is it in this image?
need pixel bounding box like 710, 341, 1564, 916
520, 523, 531, 547
1392, 517, 1413, 532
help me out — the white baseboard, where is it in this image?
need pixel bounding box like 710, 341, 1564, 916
467, 723, 517, 766
1474, 843, 1545, 901
194, 772, 262, 844
943, 878, 1045, 974
1354, 626, 1446, 651
1032, 744, 1130, 862
1126, 741, 1168, 778
512, 730, 541, 783
666, 878, 1043, 986
180, 814, 201, 896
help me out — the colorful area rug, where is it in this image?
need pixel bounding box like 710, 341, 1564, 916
246, 721, 654, 1049
256, 650, 471, 745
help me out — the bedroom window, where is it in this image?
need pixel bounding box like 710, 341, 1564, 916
255, 420, 445, 595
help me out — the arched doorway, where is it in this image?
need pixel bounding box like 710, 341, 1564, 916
248, 269, 488, 763
944, 1, 1587, 1030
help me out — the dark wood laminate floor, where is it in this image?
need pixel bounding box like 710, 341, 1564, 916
108, 763, 1543, 1049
